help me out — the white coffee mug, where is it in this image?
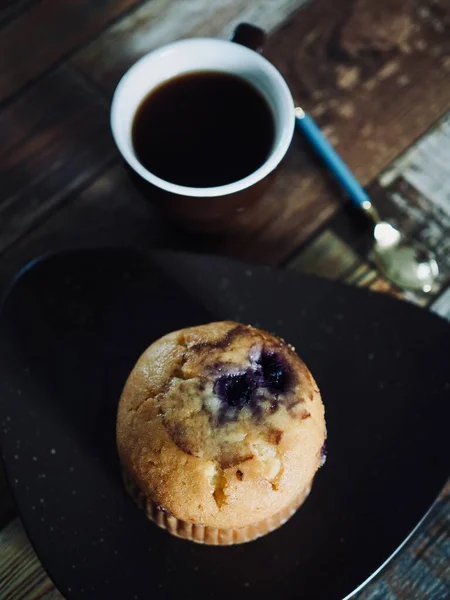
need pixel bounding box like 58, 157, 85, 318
110, 27, 295, 232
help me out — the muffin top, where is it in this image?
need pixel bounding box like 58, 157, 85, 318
117, 321, 326, 529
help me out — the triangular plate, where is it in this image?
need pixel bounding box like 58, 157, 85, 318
0, 248, 448, 600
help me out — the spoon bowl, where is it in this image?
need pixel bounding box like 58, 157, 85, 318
372, 221, 439, 293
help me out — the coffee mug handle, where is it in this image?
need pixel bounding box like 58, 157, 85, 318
230, 23, 266, 54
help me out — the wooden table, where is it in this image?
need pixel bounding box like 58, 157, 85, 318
1, 0, 449, 597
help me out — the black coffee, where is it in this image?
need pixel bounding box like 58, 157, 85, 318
131, 71, 275, 188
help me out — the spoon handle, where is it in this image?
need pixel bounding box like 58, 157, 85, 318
295, 107, 373, 212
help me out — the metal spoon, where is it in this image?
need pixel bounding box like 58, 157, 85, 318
295, 107, 439, 293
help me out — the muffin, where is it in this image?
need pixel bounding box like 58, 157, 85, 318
117, 321, 326, 545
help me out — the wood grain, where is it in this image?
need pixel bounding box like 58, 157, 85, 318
0, 0, 38, 26
288, 228, 364, 280
0, 519, 62, 599
0, 65, 115, 258
212, 140, 341, 264
267, 0, 450, 187
0, 162, 201, 290
0, 0, 142, 103
71, 0, 310, 95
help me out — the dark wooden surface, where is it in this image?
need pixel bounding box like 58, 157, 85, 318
0, 0, 449, 598
0, 0, 141, 103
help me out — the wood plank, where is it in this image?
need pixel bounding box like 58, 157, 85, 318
0, 0, 38, 27
288, 228, 365, 280
0, 519, 62, 600
0, 0, 142, 103
213, 144, 340, 264
0, 162, 201, 291
0, 65, 116, 258
71, 0, 310, 95
267, 0, 450, 184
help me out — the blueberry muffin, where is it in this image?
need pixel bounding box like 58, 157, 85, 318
117, 321, 326, 545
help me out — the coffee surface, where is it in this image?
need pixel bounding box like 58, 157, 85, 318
132, 70, 275, 188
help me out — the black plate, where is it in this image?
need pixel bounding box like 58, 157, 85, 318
0, 248, 449, 600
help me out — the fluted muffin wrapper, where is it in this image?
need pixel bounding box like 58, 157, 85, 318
122, 468, 312, 545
